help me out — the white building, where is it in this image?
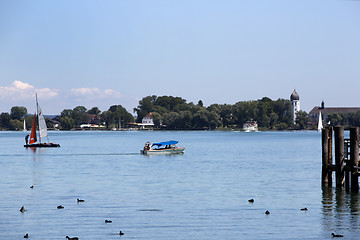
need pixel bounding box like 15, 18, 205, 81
141, 113, 154, 127
290, 89, 300, 124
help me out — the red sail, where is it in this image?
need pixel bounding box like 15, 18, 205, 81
29, 114, 37, 144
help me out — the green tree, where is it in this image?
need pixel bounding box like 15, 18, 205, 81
208, 111, 221, 129
107, 105, 134, 127
10, 106, 28, 120
177, 110, 193, 129
24, 115, 34, 130
87, 107, 101, 115
273, 98, 292, 124
0, 112, 11, 129
100, 110, 113, 128
163, 112, 180, 129
59, 116, 75, 130
233, 101, 257, 127
155, 96, 187, 111
269, 112, 279, 127
257, 97, 272, 127
295, 110, 309, 129
10, 119, 22, 130
72, 106, 88, 125
348, 110, 360, 127
274, 122, 289, 130
207, 104, 221, 115
219, 104, 234, 128
193, 109, 220, 130
61, 109, 73, 118
134, 95, 157, 122
150, 112, 162, 128
327, 113, 344, 126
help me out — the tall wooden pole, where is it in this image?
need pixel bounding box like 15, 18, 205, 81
350, 127, 359, 192
322, 127, 332, 187
328, 126, 333, 179
334, 126, 344, 187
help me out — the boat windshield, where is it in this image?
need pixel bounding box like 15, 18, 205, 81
151, 141, 178, 149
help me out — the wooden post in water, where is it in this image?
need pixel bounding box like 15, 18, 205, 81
322, 127, 332, 187
350, 127, 359, 192
334, 126, 344, 187
329, 126, 333, 177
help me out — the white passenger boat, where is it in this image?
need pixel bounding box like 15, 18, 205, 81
141, 141, 185, 155
243, 120, 258, 132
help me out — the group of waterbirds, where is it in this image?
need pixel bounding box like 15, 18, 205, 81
20, 194, 125, 239
247, 198, 308, 215
247, 198, 343, 237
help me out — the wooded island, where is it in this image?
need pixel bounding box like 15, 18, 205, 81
1, 95, 360, 131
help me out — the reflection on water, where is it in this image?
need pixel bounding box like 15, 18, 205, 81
322, 187, 360, 235
4, 131, 360, 239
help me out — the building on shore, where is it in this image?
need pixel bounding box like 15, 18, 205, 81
309, 101, 360, 123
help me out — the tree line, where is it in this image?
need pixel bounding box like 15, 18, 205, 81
133, 95, 295, 130
0, 105, 136, 130
2, 95, 360, 131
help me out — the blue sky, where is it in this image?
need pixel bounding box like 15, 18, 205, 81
0, 0, 359, 114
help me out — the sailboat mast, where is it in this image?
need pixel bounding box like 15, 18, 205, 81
36, 93, 41, 144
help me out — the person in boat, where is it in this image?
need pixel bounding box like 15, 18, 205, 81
143, 142, 151, 151
25, 134, 30, 145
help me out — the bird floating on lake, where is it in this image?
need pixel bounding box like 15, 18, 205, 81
30, 185, 34, 189
105, 219, 112, 223
119, 231, 124, 236
57, 205, 64, 209
20, 206, 27, 212
248, 199, 254, 203
24, 233, 29, 238
66, 236, 79, 240
77, 199, 85, 203
301, 207, 308, 211
332, 233, 343, 238
265, 210, 270, 215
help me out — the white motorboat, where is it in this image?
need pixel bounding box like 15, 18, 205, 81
141, 141, 185, 155
243, 120, 258, 132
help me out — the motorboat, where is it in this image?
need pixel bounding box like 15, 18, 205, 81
243, 120, 258, 132
141, 141, 185, 155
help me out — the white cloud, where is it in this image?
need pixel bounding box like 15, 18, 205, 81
71, 88, 102, 96
12, 80, 33, 90
0, 80, 59, 100
71, 88, 122, 99
37, 88, 60, 99
104, 89, 122, 98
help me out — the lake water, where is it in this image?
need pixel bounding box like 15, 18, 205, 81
1, 130, 360, 240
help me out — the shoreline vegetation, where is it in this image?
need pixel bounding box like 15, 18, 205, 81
1, 95, 360, 131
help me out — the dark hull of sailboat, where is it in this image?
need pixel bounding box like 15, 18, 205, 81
24, 143, 60, 148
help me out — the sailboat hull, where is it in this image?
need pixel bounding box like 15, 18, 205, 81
24, 143, 60, 148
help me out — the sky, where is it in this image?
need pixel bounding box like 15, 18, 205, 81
0, 0, 359, 115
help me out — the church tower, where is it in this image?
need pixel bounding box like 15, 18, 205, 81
290, 89, 300, 124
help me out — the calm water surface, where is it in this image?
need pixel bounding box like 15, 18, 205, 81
1, 130, 359, 239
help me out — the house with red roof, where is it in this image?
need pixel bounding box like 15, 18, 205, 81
141, 113, 154, 128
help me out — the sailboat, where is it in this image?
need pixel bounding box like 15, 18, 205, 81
23, 119, 27, 132
317, 112, 323, 132
24, 94, 60, 148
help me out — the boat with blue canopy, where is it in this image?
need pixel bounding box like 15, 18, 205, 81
141, 140, 185, 155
